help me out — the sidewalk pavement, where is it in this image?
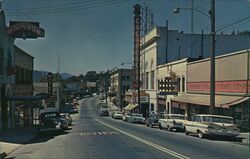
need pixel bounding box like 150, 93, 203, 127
0, 126, 38, 159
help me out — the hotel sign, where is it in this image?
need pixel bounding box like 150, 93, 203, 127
187, 80, 250, 93
6, 21, 45, 39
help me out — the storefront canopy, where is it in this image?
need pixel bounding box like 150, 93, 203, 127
123, 103, 137, 111
171, 94, 249, 109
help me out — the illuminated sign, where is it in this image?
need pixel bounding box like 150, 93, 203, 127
6, 21, 45, 39
187, 80, 250, 93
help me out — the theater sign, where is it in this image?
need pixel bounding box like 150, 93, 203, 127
6, 21, 45, 39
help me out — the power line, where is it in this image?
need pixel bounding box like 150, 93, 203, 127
6, 0, 130, 16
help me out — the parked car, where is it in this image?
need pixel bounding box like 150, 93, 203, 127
145, 113, 164, 128
122, 112, 131, 122
112, 111, 123, 119
60, 113, 72, 126
184, 114, 240, 138
62, 104, 78, 114
99, 105, 109, 116
127, 113, 145, 124
39, 112, 65, 132
159, 114, 187, 131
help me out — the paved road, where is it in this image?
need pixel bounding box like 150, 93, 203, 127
6, 97, 250, 159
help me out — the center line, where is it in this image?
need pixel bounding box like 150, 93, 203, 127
96, 119, 190, 159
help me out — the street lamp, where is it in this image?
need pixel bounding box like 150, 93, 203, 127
173, 0, 216, 114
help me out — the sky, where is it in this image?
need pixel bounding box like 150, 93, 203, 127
2, 0, 250, 75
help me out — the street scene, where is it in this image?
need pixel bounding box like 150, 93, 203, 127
0, 0, 250, 159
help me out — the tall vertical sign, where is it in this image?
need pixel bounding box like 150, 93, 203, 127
133, 4, 141, 112
47, 72, 53, 96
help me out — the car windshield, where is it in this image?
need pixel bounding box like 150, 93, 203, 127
202, 116, 233, 124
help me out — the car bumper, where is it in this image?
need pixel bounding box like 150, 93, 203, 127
206, 129, 240, 137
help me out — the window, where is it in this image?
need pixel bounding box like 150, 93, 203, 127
150, 103, 154, 111
182, 77, 185, 92
178, 77, 181, 92
151, 71, 154, 89
146, 72, 149, 89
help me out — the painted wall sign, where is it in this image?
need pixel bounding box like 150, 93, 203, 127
6, 21, 45, 38
187, 80, 250, 93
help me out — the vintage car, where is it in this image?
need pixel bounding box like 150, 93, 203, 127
60, 113, 72, 126
39, 112, 67, 132
184, 114, 240, 138
127, 113, 145, 124
112, 111, 123, 120
159, 114, 187, 131
145, 113, 164, 128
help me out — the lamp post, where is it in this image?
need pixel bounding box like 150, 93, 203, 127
174, 0, 216, 114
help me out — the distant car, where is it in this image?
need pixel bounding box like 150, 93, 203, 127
145, 113, 164, 128
159, 114, 187, 131
60, 113, 72, 126
62, 104, 78, 114
127, 113, 145, 124
184, 114, 240, 138
112, 111, 123, 120
39, 112, 64, 132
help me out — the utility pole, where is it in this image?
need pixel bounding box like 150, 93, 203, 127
210, 0, 215, 114
120, 69, 123, 111
165, 20, 168, 63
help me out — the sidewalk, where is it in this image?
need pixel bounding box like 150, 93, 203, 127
0, 126, 38, 159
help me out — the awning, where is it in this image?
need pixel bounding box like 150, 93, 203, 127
123, 103, 137, 111
171, 94, 249, 109
6, 95, 44, 101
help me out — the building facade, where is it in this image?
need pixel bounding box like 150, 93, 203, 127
110, 69, 133, 109
141, 26, 250, 113
13, 46, 34, 128
172, 50, 250, 128
0, 8, 15, 130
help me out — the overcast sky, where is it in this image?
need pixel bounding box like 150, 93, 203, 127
2, 0, 250, 75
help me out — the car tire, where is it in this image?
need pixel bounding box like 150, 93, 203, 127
159, 123, 163, 130
198, 131, 205, 139
185, 130, 189, 135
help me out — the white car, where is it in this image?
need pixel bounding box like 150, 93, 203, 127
159, 114, 187, 131
112, 111, 123, 119
127, 113, 145, 124
184, 114, 240, 138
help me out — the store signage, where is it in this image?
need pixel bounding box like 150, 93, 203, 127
6, 21, 45, 38
158, 77, 178, 95
133, 4, 141, 88
187, 80, 250, 93
47, 72, 53, 96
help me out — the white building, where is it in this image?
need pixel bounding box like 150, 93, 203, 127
141, 26, 250, 113
33, 82, 63, 113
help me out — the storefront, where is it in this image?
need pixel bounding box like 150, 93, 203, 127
171, 50, 250, 129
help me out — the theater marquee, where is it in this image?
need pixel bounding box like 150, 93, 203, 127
6, 21, 45, 39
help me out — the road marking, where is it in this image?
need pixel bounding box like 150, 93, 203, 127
76, 131, 120, 136
96, 119, 190, 159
